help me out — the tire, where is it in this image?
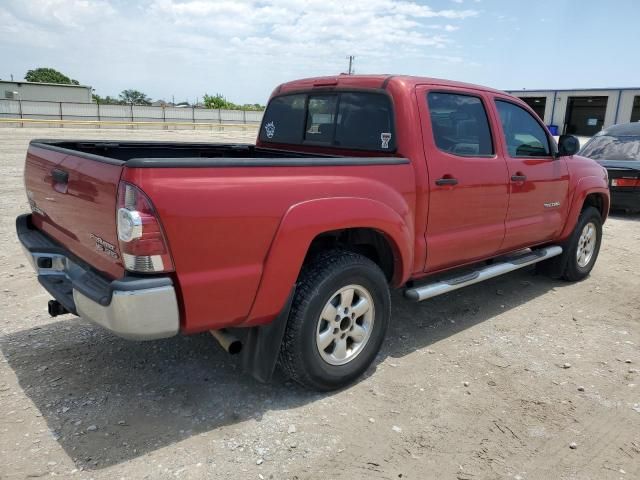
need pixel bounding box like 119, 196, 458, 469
278, 249, 391, 391
560, 206, 603, 281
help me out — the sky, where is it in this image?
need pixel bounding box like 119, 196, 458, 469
1, 0, 639, 104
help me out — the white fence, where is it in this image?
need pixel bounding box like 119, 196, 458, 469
0, 99, 264, 129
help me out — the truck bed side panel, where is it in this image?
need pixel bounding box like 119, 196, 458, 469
122, 163, 415, 333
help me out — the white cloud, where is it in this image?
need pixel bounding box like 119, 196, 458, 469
426, 54, 464, 63
4, 0, 115, 28
141, 0, 477, 59
390, 2, 477, 18
0, 0, 481, 102
428, 24, 461, 32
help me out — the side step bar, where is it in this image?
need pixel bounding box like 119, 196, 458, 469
404, 245, 563, 302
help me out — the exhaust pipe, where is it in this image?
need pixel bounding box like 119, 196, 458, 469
210, 329, 242, 355
48, 300, 69, 317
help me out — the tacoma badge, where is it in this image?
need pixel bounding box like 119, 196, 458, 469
90, 233, 119, 259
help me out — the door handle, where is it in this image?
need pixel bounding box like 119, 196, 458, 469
511, 174, 527, 182
51, 168, 69, 184
435, 177, 458, 186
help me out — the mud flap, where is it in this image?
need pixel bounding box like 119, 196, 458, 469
535, 241, 570, 279
241, 288, 295, 383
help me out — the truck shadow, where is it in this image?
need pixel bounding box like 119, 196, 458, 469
1, 266, 566, 470
609, 210, 640, 222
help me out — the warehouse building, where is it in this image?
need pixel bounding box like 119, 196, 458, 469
506, 88, 640, 136
0, 80, 92, 103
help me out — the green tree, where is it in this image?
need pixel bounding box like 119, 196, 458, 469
92, 94, 122, 105
118, 89, 151, 105
203, 93, 264, 111
240, 103, 265, 111
203, 93, 230, 109
25, 67, 79, 85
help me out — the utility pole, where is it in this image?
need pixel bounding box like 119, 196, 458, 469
346, 55, 355, 75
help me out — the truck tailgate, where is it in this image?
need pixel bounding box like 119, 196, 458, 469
24, 143, 125, 279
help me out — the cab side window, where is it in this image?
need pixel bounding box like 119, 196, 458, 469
427, 92, 494, 157
495, 100, 551, 157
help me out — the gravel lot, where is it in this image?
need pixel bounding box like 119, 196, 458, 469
1, 128, 639, 480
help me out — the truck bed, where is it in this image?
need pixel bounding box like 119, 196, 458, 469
24, 138, 413, 332
31, 139, 321, 162
31, 139, 407, 167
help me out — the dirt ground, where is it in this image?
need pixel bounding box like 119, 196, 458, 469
1, 128, 638, 480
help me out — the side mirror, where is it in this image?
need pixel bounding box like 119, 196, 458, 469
557, 135, 580, 157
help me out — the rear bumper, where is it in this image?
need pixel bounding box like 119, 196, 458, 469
16, 214, 180, 340
610, 189, 640, 211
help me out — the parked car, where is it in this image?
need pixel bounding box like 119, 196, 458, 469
579, 122, 640, 212
16, 75, 610, 390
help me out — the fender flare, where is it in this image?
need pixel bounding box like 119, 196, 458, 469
243, 197, 414, 326
559, 176, 609, 241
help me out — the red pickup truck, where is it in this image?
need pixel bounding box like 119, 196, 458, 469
17, 75, 610, 390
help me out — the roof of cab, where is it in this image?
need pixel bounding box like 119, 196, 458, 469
275, 74, 507, 96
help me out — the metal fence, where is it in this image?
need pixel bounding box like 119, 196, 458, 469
0, 99, 264, 129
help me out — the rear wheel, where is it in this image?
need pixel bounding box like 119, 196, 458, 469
278, 250, 390, 391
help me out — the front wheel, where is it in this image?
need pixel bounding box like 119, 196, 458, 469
561, 206, 603, 281
278, 250, 390, 391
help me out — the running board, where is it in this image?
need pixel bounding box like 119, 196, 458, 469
404, 246, 563, 302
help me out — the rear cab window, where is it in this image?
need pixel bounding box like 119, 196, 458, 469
259, 91, 396, 152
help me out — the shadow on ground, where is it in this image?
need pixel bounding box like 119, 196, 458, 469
1, 266, 565, 469
608, 209, 640, 222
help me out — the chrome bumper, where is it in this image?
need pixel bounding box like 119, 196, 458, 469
17, 214, 180, 340
72, 286, 179, 340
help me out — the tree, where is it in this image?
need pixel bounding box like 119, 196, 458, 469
203, 93, 264, 111
240, 103, 266, 111
203, 93, 230, 109
92, 94, 122, 105
118, 89, 151, 105
25, 68, 79, 85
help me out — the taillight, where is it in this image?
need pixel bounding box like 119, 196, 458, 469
611, 178, 640, 187
116, 182, 174, 273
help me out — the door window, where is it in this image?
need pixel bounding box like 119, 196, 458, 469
426, 92, 494, 157
496, 100, 551, 157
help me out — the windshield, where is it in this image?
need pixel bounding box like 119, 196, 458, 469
579, 135, 640, 161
